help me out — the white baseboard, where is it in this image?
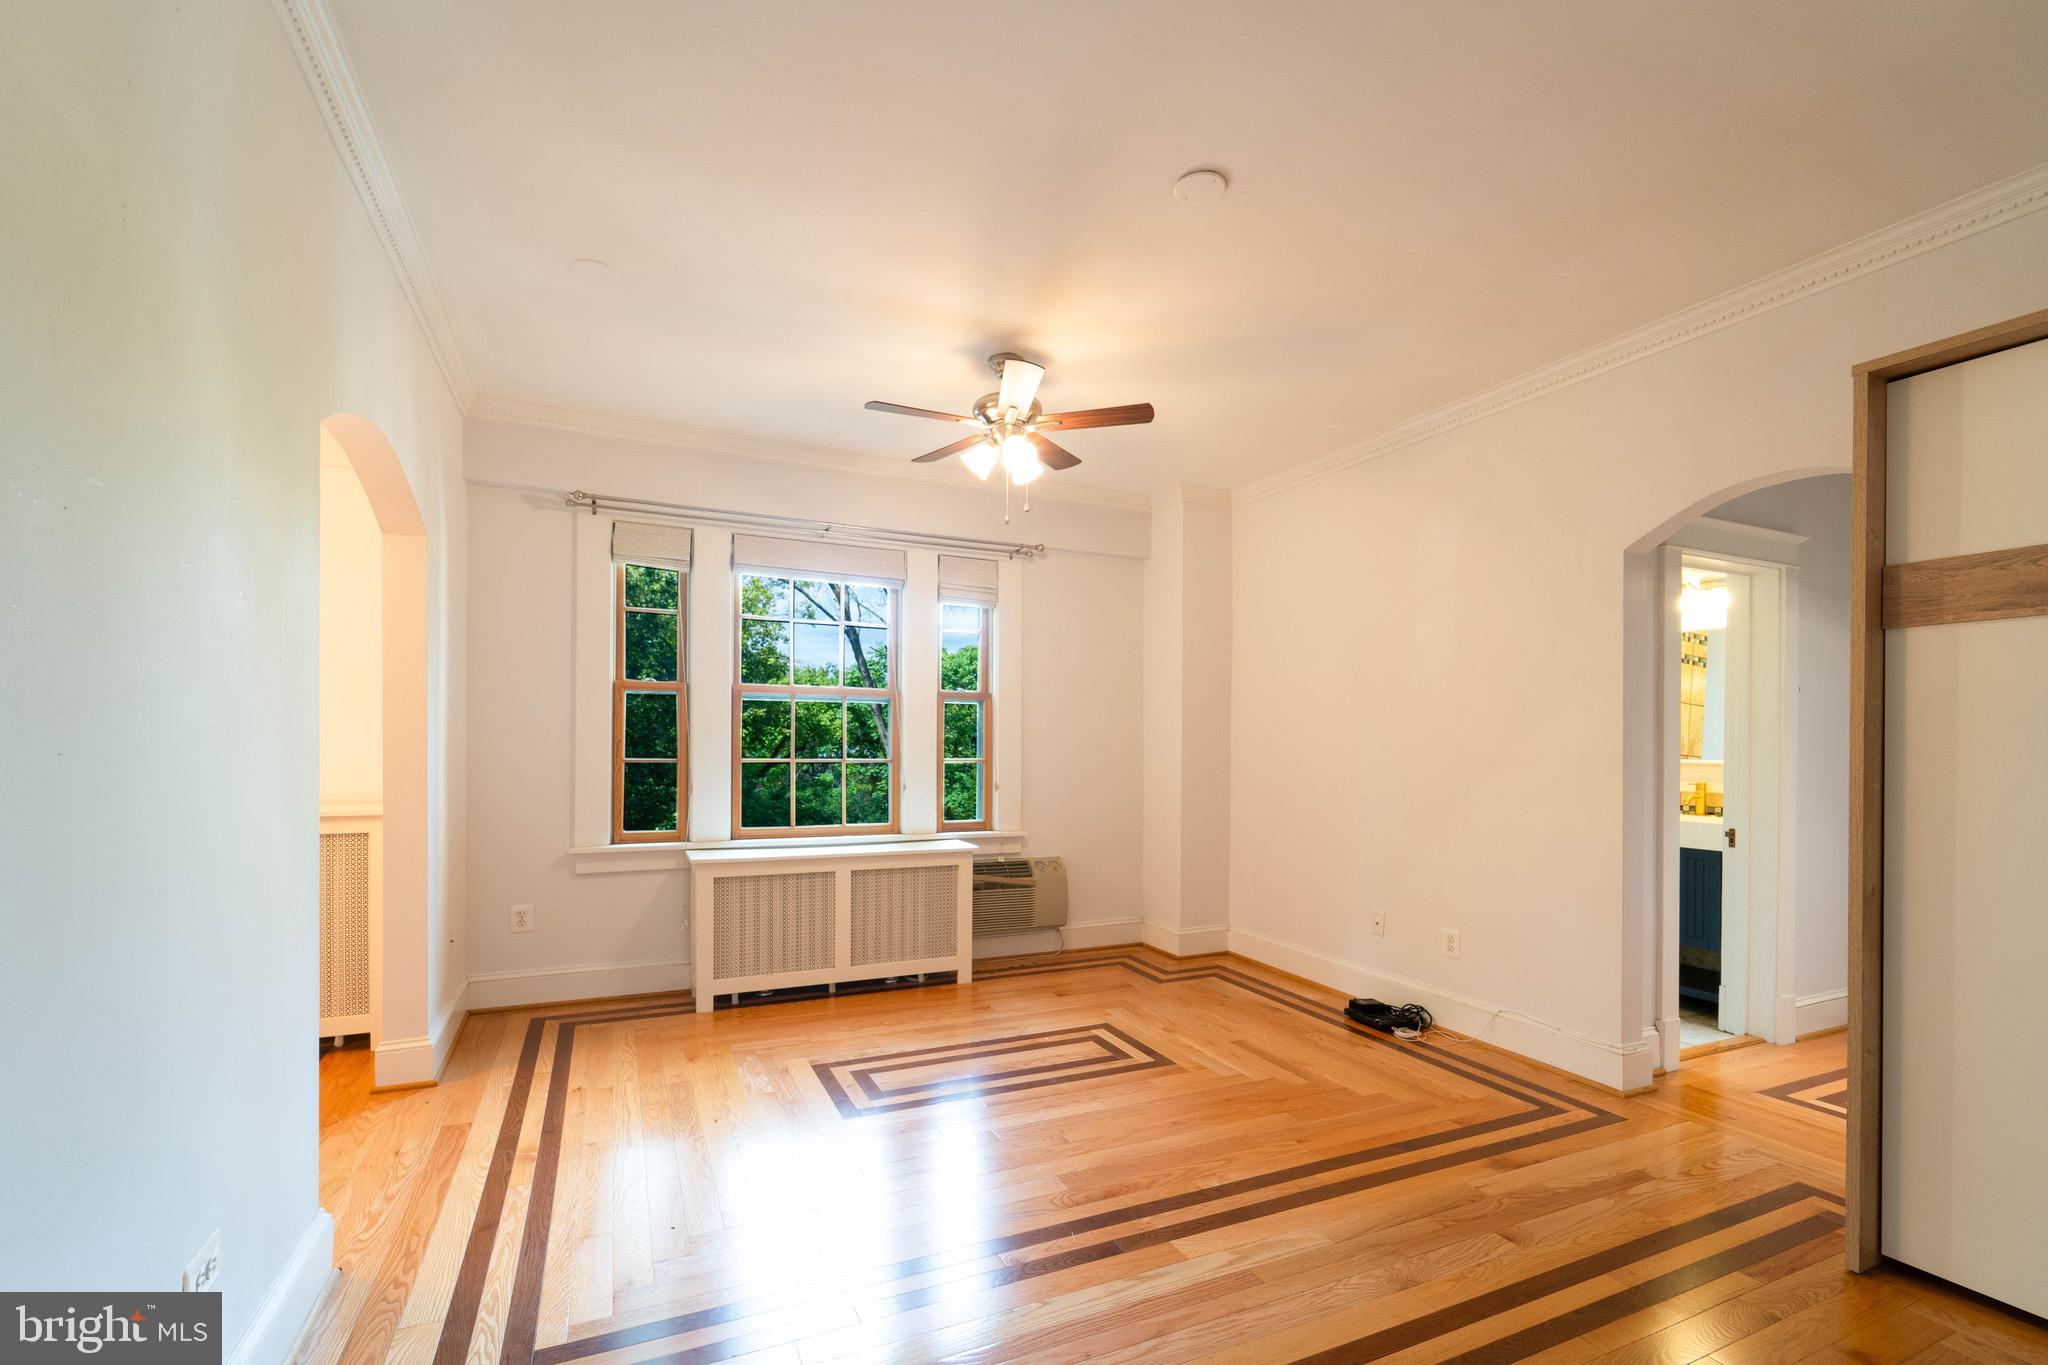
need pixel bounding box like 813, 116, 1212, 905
468, 930, 1154, 1004
971, 918, 1141, 958
1796, 988, 1848, 1036
430, 980, 469, 1076
229, 1208, 334, 1365
1227, 926, 1652, 1091
371, 1033, 436, 1088
1655, 1017, 1681, 1074
1142, 920, 1231, 957
466, 958, 692, 1010
369, 984, 470, 1088
1770, 993, 1799, 1045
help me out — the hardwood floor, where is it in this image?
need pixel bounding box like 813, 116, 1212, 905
297, 948, 2048, 1364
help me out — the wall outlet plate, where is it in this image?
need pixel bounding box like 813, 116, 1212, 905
1441, 928, 1461, 959
511, 904, 533, 933
1369, 912, 1386, 937
183, 1230, 220, 1293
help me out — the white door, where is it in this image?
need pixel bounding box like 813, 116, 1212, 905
1715, 571, 1751, 1038
1880, 336, 2048, 1316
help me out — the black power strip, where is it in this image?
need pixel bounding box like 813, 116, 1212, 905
1345, 998, 1434, 1036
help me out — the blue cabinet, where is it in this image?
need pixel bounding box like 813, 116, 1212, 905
1679, 847, 1723, 1004
1680, 848, 1723, 953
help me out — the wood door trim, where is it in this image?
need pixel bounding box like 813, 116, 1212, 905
1852, 306, 2048, 380
1847, 306, 2047, 1275
1882, 543, 2048, 628
1847, 366, 1886, 1271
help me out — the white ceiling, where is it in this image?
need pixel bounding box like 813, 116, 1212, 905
329, 0, 2048, 496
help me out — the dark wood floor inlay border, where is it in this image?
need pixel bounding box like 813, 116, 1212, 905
441, 949, 1639, 1365
1293, 1184, 1842, 1363
1762, 1066, 1851, 1118
813, 1021, 1173, 1115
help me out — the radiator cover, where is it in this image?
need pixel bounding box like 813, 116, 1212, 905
319, 825, 375, 1036
685, 841, 975, 1012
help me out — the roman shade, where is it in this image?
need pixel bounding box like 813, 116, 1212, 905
611, 520, 694, 570
937, 554, 1000, 607
730, 534, 907, 588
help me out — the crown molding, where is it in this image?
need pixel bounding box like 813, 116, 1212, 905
269, 1, 1145, 515
469, 395, 1156, 513
1233, 161, 2048, 508
1148, 484, 1233, 512
275, 0, 2042, 520
272, 0, 476, 409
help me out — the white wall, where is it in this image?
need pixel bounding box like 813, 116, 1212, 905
1229, 206, 2048, 1088
320, 453, 385, 805
1140, 494, 1234, 953
462, 420, 1146, 998
0, 5, 465, 1359
1140, 504, 1187, 944
1700, 475, 1853, 1022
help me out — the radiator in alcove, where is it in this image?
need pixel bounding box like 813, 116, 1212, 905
319, 825, 376, 1037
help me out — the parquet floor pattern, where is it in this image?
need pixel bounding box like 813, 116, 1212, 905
295, 948, 2048, 1364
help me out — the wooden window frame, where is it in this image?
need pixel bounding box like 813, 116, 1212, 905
732, 575, 901, 838
1845, 305, 2048, 1273
613, 562, 687, 844
937, 602, 993, 832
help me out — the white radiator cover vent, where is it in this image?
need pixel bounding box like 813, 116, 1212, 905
972, 856, 1069, 933
851, 865, 958, 965
686, 841, 976, 1011
319, 829, 373, 1033
712, 870, 836, 979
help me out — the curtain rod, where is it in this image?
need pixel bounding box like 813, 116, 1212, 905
561, 489, 1047, 559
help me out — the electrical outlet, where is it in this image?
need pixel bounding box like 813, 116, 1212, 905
1369, 912, 1386, 937
510, 904, 533, 934
183, 1230, 219, 1294
1441, 928, 1461, 959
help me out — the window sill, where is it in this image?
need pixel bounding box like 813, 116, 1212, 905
570, 829, 1029, 875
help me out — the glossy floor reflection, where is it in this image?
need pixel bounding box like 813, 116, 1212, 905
298, 948, 2048, 1363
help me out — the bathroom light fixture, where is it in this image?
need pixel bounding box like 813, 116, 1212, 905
1680, 581, 1731, 631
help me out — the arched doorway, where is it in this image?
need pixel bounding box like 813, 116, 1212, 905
1623, 467, 1849, 1075
318, 415, 431, 1088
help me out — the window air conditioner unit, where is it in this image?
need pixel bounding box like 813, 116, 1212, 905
971, 856, 1068, 934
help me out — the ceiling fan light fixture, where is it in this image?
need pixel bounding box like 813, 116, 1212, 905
1001, 431, 1043, 483
866, 352, 1155, 512
961, 440, 999, 481
995, 356, 1045, 416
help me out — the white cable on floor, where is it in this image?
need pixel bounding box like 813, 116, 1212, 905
1396, 1013, 1498, 1047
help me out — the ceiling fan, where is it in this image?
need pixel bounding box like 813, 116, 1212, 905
865, 353, 1153, 516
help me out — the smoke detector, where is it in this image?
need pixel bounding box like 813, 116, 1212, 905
1172, 168, 1229, 204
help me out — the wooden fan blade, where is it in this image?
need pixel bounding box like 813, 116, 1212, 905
1038, 402, 1154, 430
866, 400, 973, 423
1027, 432, 1081, 471
912, 433, 991, 464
